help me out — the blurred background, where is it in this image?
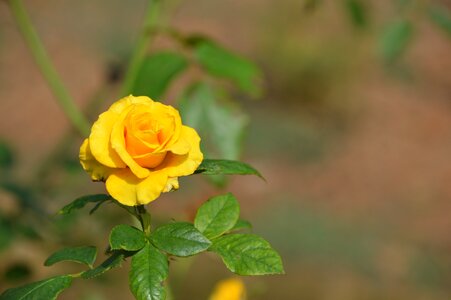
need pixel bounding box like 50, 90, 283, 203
1, 0, 451, 299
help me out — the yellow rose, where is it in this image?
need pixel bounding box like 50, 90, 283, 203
79, 95, 203, 206
209, 278, 246, 300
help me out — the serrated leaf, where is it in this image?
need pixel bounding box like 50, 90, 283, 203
44, 246, 97, 268
194, 159, 262, 178
379, 19, 414, 64
109, 225, 147, 251
0, 275, 72, 300
150, 222, 211, 257
132, 52, 188, 99
129, 243, 168, 300
81, 251, 124, 279
59, 194, 111, 215
229, 219, 252, 233
194, 193, 240, 239
428, 5, 451, 36
194, 41, 262, 96
210, 234, 284, 275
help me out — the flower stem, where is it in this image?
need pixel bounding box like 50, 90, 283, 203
120, 0, 161, 96
135, 205, 152, 236
7, 0, 90, 136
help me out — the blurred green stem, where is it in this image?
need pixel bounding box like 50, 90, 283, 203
136, 205, 152, 236
8, 0, 90, 136
120, 0, 161, 96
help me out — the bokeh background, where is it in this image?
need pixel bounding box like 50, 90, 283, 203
1, 0, 451, 299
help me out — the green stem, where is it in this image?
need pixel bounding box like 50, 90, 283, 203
8, 0, 90, 136
135, 205, 152, 236
120, 0, 161, 96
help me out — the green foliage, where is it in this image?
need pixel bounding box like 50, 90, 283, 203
344, 0, 367, 28
428, 5, 451, 37
81, 251, 124, 279
179, 83, 248, 160
210, 234, 285, 275
193, 40, 262, 96
132, 52, 188, 100
195, 159, 262, 178
44, 246, 97, 268
129, 243, 169, 300
59, 194, 111, 215
0, 275, 72, 300
150, 222, 211, 257
379, 19, 414, 64
229, 219, 252, 232
194, 193, 240, 239
109, 225, 147, 251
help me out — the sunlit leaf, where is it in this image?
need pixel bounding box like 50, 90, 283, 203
109, 225, 146, 252
194, 41, 262, 96
59, 194, 111, 215
44, 246, 97, 268
210, 234, 284, 275
129, 243, 168, 300
0, 275, 72, 300
379, 19, 414, 64
194, 193, 240, 239
150, 222, 211, 257
229, 219, 252, 233
132, 52, 188, 99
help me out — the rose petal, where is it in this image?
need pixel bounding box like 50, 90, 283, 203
156, 126, 203, 177
106, 169, 168, 206
89, 95, 153, 168
111, 105, 151, 179
79, 139, 112, 181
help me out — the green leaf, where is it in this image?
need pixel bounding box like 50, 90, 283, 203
109, 225, 147, 251
195, 159, 262, 178
129, 243, 168, 300
194, 41, 262, 96
229, 219, 252, 233
210, 234, 284, 275
150, 222, 211, 257
132, 52, 188, 99
59, 194, 111, 215
194, 193, 240, 239
44, 246, 97, 268
379, 19, 414, 64
344, 0, 368, 28
0, 275, 72, 300
428, 5, 451, 37
81, 251, 124, 279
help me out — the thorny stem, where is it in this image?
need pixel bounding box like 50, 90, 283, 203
120, 0, 161, 96
8, 0, 90, 136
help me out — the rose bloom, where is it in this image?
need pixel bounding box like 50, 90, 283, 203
79, 95, 203, 206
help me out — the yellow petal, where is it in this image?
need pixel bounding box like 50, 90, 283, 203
209, 278, 246, 300
110, 105, 150, 179
133, 151, 167, 168
167, 136, 191, 155
156, 126, 203, 177
79, 139, 112, 181
106, 169, 168, 206
163, 177, 179, 193
88, 95, 154, 168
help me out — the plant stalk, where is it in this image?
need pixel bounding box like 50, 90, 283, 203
120, 0, 161, 96
8, 0, 90, 136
